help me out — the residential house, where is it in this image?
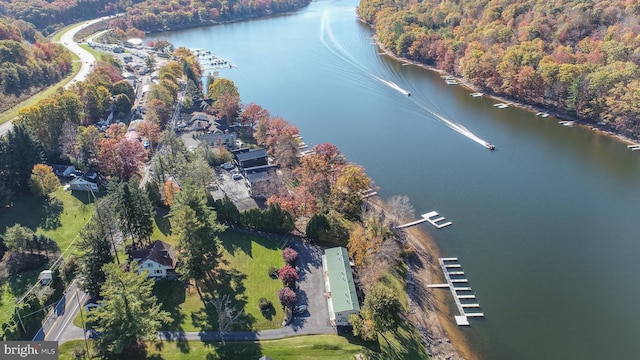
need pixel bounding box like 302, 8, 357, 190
202, 130, 236, 148
133, 240, 178, 280
322, 247, 360, 326
51, 164, 75, 178
69, 176, 99, 192
235, 148, 268, 169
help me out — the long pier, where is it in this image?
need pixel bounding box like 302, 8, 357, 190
428, 258, 484, 326
397, 211, 452, 229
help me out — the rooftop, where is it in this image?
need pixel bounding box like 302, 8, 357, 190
324, 247, 360, 313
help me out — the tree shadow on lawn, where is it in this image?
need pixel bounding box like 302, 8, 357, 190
191, 267, 256, 332
0, 195, 47, 231
153, 209, 172, 236
204, 341, 263, 360
153, 280, 189, 353
220, 230, 281, 258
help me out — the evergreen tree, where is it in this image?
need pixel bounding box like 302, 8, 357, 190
1, 125, 44, 195
77, 200, 116, 299
89, 262, 170, 356
111, 179, 154, 248
170, 183, 225, 295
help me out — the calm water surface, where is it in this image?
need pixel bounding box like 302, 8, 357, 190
160, 1, 640, 358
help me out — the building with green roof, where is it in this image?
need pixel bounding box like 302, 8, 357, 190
322, 247, 360, 326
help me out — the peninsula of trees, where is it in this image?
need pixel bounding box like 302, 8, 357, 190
359, 0, 640, 138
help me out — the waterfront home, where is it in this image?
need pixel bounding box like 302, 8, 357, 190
322, 247, 360, 326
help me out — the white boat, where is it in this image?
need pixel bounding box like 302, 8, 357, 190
559, 121, 574, 127
536, 112, 549, 117
445, 80, 459, 85
493, 103, 509, 109
470, 93, 483, 97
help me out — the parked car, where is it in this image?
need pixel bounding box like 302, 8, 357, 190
293, 305, 307, 315
221, 163, 234, 170
232, 173, 243, 181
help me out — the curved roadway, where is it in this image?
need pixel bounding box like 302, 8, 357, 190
0, 16, 112, 136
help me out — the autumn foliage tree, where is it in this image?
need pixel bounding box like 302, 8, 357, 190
277, 287, 297, 308
29, 164, 60, 198
278, 265, 298, 288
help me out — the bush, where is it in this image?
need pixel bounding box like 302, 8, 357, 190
278, 287, 297, 308
268, 266, 279, 279
258, 297, 272, 311
278, 265, 298, 288
282, 247, 298, 265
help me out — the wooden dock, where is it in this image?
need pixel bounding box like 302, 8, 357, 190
428, 258, 485, 326
397, 211, 452, 229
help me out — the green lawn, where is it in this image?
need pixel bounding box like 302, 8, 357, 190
0, 187, 95, 329
59, 334, 370, 360
153, 230, 285, 332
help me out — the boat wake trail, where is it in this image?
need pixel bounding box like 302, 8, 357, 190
320, 8, 493, 150
372, 76, 411, 96
412, 100, 491, 148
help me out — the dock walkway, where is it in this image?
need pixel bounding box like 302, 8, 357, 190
397, 211, 452, 229
428, 258, 485, 326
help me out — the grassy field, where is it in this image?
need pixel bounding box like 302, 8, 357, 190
0, 187, 96, 330
153, 230, 285, 332
59, 334, 371, 360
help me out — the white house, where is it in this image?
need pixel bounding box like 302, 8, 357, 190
133, 240, 178, 280
322, 247, 360, 326
69, 177, 98, 192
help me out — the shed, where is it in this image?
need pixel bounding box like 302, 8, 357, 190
322, 247, 360, 326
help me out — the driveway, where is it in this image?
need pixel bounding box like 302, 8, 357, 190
286, 240, 332, 331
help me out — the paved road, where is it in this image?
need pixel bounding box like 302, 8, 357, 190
0, 16, 113, 137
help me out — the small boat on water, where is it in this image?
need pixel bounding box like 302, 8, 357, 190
445, 80, 459, 85
536, 112, 550, 117
470, 92, 483, 97
559, 121, 574, 127
493, 103, 509, 109
484, 142, 495, 150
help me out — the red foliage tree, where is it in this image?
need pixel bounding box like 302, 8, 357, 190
282, 247, 298, 266
278, 287, 297, 308
278, 265, 299, 288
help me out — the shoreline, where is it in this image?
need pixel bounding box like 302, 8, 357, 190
368, 33, 640, 147
368, 197, 476, 360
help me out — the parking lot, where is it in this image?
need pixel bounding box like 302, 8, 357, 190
211, 166, 259, 212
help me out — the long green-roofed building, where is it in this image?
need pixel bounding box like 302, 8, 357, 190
322, 247, 360, 326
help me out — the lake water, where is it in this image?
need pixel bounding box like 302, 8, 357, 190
159, 0, 640, 358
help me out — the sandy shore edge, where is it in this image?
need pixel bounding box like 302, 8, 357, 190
368, 197, 476, 360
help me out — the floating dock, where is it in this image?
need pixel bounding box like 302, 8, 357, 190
397, 211, 452, 229
428, 258, 484, 326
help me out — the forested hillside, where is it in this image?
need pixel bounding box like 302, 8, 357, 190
0, 19, 72, 112
359, 0, 640, 138
0, 1, 135, 34
121, 0, 312, 32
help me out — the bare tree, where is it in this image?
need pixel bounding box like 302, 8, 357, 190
388, 195, 415, 225
210, 295, 245, 346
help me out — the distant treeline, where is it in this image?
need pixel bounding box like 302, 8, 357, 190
0, 19, 72, 111
359, 0, 640, 138
0, 0, 136, 34
121, 0, 312, 32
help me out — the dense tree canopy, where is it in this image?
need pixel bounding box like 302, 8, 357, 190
359, 0, 640, 138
